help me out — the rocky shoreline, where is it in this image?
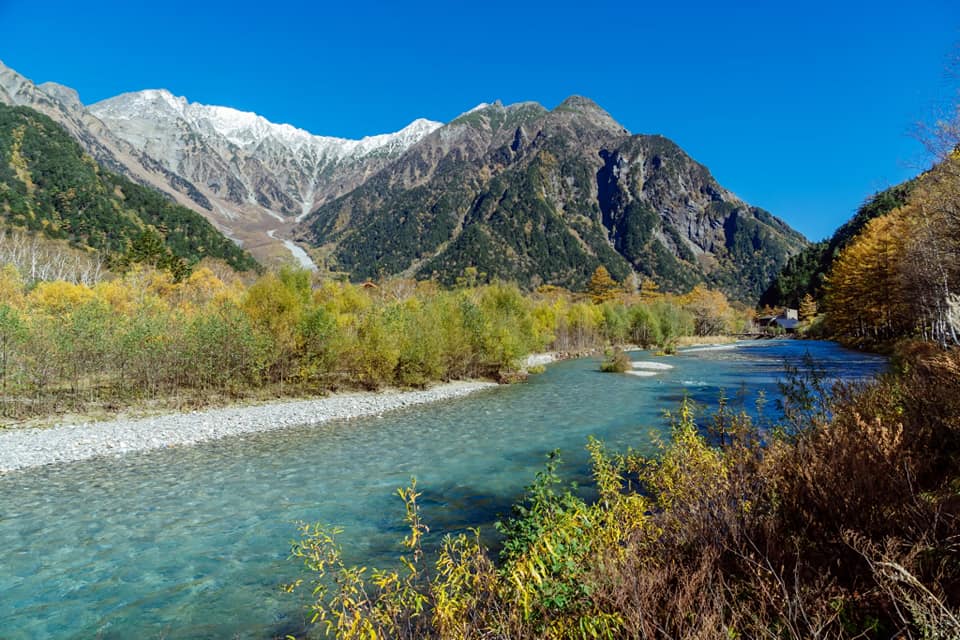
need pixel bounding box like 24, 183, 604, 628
0, 381, 498, 474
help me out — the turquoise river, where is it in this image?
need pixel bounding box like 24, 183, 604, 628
0, 340, 886, 639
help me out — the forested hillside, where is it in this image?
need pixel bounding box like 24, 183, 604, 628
822, 155, 959, 346
759, 181, 914, 308
761, 151, 960, 350
0, 103, 258, 277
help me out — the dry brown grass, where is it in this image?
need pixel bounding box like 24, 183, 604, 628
579, 343, 960, 639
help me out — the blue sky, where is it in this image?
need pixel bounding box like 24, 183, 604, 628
1, 0, 957, 240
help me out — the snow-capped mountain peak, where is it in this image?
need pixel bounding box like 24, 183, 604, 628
90, 90, 441, 161
86, 89, 443, 226
0, 58, 448, 269
91, 89, 188, 120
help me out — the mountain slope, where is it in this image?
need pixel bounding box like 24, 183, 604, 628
0, 60, 441, 267
0, 61, 220, 222
301, 98, 807, 300
88, 90, 442, 221
87, 90, 441, 268
0, 102, 258, 274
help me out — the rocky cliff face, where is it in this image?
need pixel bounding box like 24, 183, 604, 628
0, 61, 246, 250
1, 62, 173, 179
301, 97, 807, 300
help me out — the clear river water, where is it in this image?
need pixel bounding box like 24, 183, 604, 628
0, 340, 886, 639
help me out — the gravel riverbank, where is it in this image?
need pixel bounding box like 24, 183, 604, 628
0, 381, 498, 474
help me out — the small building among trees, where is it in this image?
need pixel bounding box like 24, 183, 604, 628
758, 308, 800, 333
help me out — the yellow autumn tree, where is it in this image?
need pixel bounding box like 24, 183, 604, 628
588, 266, 619, 304
178, 267, 234, 310
799, 293, 818, 322
639, 277, 661, 302
0, 264, 25, 309
242, 272, 305, 389
93, 278, 150, 316
680, 285, 734, 336
824, 210, 910, 343
27, 280, 95, 316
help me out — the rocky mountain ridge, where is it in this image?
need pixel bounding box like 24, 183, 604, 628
0, 102, 258, 275
88, 89, 442, 221
301, 96, 807, 299
0, 61, 807, 299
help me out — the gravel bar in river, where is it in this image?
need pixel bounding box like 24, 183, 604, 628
0, 381, 498, 474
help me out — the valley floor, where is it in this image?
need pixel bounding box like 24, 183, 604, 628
0, 380, 497, 474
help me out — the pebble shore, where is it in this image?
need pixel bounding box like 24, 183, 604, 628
0, 381, 498, 474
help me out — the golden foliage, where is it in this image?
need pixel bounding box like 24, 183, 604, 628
824, 153, 960, 346
27, 280, 95, 315
0, 264, 25, 309
0, 257, 745, 419
825, 209, 911, 343
799, 292, 818, 321
587, 266, 619, 305
679, 284, 736, 335
639, 278, 661, 302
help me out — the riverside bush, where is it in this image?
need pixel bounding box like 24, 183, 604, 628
599, 348, 631, 373
0, 264, 748, 419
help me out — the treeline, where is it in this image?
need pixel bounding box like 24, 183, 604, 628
0, 263, 748, 420
823, 155, 960, 346
288, 343, 960, 640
